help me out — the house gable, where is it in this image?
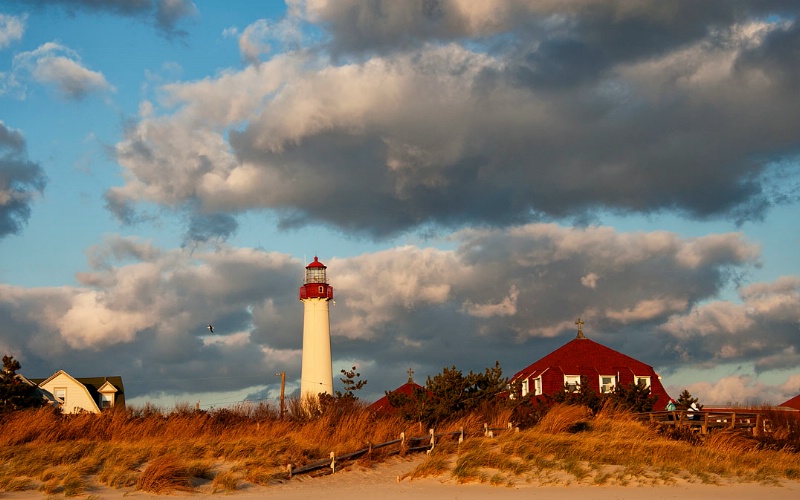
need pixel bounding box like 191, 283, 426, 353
38, 370, 101, 414
511, 335, 671, 408
33, 372, 125, 413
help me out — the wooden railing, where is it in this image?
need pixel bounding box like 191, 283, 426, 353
286, 423, 519, 479
636, 410, 764, 435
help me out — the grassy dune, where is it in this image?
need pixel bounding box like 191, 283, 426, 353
1, 402, 798, 496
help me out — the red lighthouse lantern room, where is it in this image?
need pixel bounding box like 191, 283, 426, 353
299, 257, 334, 300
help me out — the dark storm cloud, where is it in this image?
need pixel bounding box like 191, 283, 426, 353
660, 276, 800, 373
0, 122, 47, 239
111, 2, 800, 238
13, 0, 197, 38
2, 224, 795, 403
183, 212, 239, 245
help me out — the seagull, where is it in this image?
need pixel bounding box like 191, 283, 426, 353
207, 324, 214, 333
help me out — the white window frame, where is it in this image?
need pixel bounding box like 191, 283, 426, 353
54, 387, 67, 404
599, 375, 615, 393
635, 376, 651, 388
100, 392, 114, 408
564, 375, 581, 393
533, 376, 542, 396
520, 379, 529, 397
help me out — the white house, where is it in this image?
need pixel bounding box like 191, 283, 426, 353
33, 370, 124, 414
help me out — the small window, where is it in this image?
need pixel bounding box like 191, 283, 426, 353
635, 376, 651, 388
521, 379, 529, 397
533, 377, 542, 396
54, 388, 66, 403
318, 286, 324, 294
100, 393, 113, 409
600, 376, 615, 393
564, 375, 581, 393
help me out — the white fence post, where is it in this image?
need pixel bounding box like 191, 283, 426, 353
330, 451, 335, 474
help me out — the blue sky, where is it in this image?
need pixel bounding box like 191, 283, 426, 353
1, 1, 799, 409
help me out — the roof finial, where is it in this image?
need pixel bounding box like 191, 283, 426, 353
407, 368, 414, 384
575, 317, 586, 339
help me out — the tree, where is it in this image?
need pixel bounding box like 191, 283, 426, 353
675, 389, 702, 411
317, 366, 368, 416
391, 361, 508, 425
335, 366, 367, 400
609, 379, 658, 413
1, 355, 46, 413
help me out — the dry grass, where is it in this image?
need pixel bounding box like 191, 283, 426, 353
0, 402, 798, 494
136, 455, 197, 493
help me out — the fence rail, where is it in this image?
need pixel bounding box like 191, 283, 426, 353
636, 410, 763, 435
286, 423, 518, 479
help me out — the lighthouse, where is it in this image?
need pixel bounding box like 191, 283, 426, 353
299, 256, 334, 398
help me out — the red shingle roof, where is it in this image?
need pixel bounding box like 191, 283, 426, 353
779, 394, 800, 411
368, 380, 429, 414
511, 336, 671, 408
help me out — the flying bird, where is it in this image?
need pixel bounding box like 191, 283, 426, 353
207, 324, 214, 333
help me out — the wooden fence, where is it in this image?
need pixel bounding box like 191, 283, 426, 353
287, 423, 519, 479
636, 410, 763, 435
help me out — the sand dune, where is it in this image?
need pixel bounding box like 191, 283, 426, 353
3, 455, 799, 500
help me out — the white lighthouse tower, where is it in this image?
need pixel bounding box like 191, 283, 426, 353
299, 256, 334, 398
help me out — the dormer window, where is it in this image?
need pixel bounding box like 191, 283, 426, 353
635, 376, 651, 388
100, 392, 113, 408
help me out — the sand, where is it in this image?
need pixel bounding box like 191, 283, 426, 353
3, 455, 800, 500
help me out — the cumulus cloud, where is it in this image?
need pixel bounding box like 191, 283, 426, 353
236, 17, 303, 65
673, 375, 777, 406
107, 3, 800, 236
661, 276, 800, 370
0, 224, 772, 402
0, 13, 25, 49
11, 42, 114, 100
0, 122, 47, 238
13, 0, 197, 38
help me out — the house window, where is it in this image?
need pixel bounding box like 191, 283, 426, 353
54, 388, 66, 404
564, 375, 581, 393
600, 376, 615, 393
533, 377, 542, 396
635, 376, 651, 388
521, 379, 529, 397
100, 393, 114, 409
318, 286, 324, 294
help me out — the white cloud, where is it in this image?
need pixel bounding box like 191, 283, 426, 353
12, 42, 114, 100
462, 285, 519, 318
677, 375, 781, 406
0, 13, 25, 49
580, 272, 599, 289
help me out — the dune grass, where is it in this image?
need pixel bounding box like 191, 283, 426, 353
0, 401, 798, 495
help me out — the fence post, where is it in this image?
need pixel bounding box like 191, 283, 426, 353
459, 426, 464, 445
755, 414, 763, 437
400, 432, 405, 451
330, 451, 335, 474
729, 413, 736, 430
484, 423, 488, 437
287, 464, 293, 479
427, 428, 435, 455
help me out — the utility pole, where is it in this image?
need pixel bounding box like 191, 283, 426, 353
276, 371, 286, 419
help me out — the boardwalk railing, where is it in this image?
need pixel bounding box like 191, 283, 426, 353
636, 410, 763, 435
287, 423, 519, 479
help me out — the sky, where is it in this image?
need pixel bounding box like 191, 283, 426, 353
0, 0, 799, 410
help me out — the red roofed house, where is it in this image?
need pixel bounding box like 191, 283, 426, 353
510, 319, 671, 409
779, 394, 800, 411
369, 369, 430, 414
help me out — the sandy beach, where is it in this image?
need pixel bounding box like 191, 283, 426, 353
3, 455, 800, 500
